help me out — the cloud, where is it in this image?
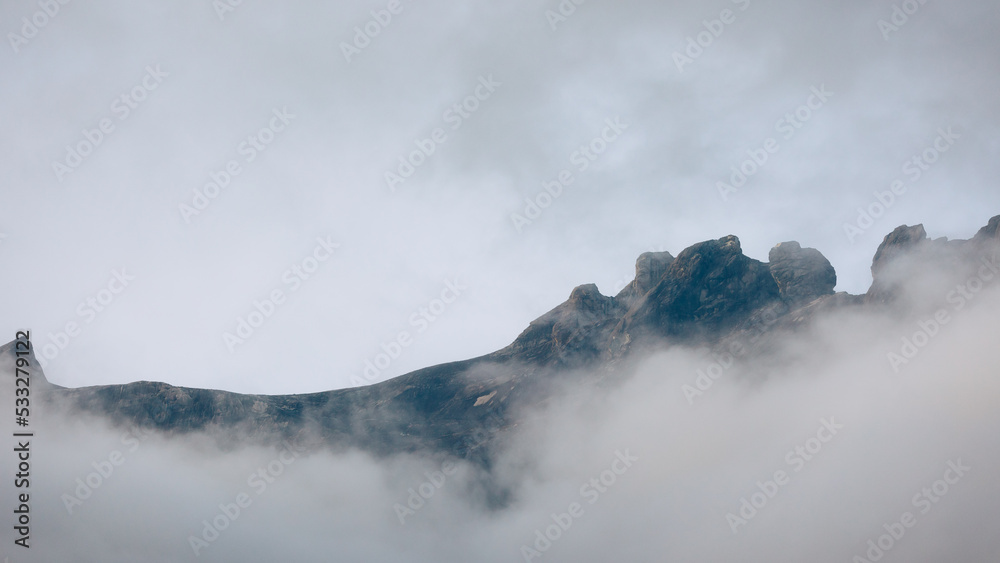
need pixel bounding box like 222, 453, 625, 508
3, 240, 1000, 562
1, 0, 999, 395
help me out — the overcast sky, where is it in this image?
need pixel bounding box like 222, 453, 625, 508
2, 0, 998, 394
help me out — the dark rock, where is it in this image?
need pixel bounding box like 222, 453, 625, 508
611, 235, 781, 352
768, 241, 837, 303
14, 214, 997, 464
492, 283, 618, 367
865, 224, 928, 304
871, 224, 928, 276
633, 251, 675, 295
615, 251, 675, 309
973, 214, 1000, 244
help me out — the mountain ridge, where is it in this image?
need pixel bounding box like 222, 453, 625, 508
7, 214, 999, 462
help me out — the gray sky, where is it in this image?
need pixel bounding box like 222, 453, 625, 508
2, 0, 998, 394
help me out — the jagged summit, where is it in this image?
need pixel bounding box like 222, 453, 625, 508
871, 224, 928, 275
768, 241, 837, 303
0, 337, 56, 390
615, 250, 675, 307
864, 218, 998, 306
13, 214, 1000, 461
611, 234, 780, 353
975, 214, 1000, 242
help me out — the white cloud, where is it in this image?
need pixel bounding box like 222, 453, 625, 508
0, 0, 997, 399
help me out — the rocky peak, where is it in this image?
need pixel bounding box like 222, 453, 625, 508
870, 224, 928, 276
634, 251, 675, 295
865, 224, 929, 305
611, 235, 781, 349
973, 214, 1000, 244
768, 241, 837, 303
567, 283, 614, 314
0, 338, 56, 390
654, 234, 779, 327
23, 214, 998, 463
493, 283, 618, 366
615, 250, 675, 309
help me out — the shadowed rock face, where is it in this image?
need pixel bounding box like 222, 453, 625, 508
492, 282, 619, 368
14, 215, 1000, 462
635, 252, 674, 291
768, 241, 837, 303
614, 251, 674, 312
611, 235, 781, 352
974, 215, 1000, 243
870, 224, 928, 278
632, 251, 675, 296
864, 222, 996, 307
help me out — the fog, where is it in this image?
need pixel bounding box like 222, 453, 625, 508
2, 244, 998, 562
2, 0, 999, 395
3, 0, 998, 559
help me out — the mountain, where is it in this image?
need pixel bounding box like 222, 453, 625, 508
7, 215, 999, 463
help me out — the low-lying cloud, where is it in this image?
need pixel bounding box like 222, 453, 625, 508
3, 252, 1000, 562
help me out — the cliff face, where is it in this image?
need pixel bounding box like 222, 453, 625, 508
610, 235, 782, 353
768, 241, 837, 303
864, 219, 1000, 309
12, 215, 1000, 461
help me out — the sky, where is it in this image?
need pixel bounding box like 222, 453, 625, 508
2, 0, 999, 394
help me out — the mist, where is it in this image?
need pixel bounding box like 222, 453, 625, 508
2, 0, 1000, 395
3, 0, 999, 559
3, 243, 999, 562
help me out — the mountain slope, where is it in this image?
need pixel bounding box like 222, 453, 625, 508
8, 214, 999, 461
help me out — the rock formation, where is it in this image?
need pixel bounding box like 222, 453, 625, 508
8, 214, 999, 463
